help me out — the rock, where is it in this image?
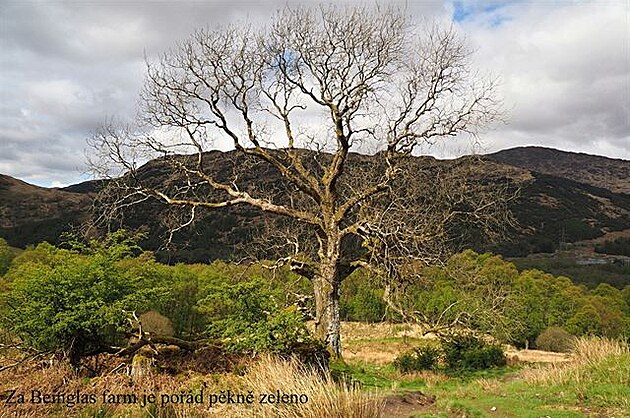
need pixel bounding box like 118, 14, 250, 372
131, 354, 155, 380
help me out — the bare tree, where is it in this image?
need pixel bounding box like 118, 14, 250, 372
88, 5, 506, 358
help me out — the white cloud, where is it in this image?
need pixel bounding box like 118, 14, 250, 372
454, 0, 630, 158
0, 0, 628, 187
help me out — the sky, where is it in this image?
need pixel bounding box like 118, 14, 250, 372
0, 0, 628, 187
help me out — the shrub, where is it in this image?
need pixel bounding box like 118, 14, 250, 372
0, 238, 14, 276
393, 346, 440, 373
200, 279, 327, 366
0, 237, 168, 364
345, 287, 385, 323
535, 326, 576, 352
442, 334, 506, 371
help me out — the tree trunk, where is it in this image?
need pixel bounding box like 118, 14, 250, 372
313, 246, 342, 359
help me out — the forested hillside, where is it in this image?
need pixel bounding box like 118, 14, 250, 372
2, 148, 629, 264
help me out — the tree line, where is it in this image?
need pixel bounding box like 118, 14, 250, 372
1, 235, 628, 368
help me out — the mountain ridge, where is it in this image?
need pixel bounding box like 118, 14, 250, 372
1, 147, 628, 262
488, 146, 630, 194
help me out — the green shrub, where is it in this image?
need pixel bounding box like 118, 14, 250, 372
340, 270, 386, 323
442, 334, 506, 371
200, 279, 327, 365
0, 238, 14, 276
393, 346, 440, 373
0, 235, 168, 364
535, 326, 576, 352
345, 287, 385, 323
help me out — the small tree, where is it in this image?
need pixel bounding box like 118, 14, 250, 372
1, 236, 166, 364
88, 5, 508, 357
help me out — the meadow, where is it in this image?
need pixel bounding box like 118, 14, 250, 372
1, 236, 629, 417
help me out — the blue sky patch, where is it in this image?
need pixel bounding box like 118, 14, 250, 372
452, 0, 516, 27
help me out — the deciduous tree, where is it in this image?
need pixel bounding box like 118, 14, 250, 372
88, 5, 507, 357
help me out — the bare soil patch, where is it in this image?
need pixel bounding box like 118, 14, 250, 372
382, 391, 437, 418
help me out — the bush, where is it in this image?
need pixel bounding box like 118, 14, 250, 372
345, 288, 385, 323
200, 279, 327, 366
0, 238, 14, 276
535, 326, 576, 352
0, 237, 167, 364
393, 346, 440, 373
442, 334, 506, 371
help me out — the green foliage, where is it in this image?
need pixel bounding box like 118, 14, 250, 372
512, 254, 630, 288
378, 250, 630, 347
566, 304, 603, 336
0, 234, 321, 364
393, 346, 440, 373
535, 326, 576, 352
442, 334, 506, 371
0, 238, 14, 276
595, 236, 630, 257
592, 283, 628, 313
509, 269, 582, 347
3, 231, 629, 370
340, 270, 386, 322
0, 235, 168, 363
622, 286, 630, 315
393, 335, 506, 374
404, 251, 525, 344
344, 288, 385, 323
200, 278, 317, 356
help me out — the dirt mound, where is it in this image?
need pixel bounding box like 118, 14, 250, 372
382, 391, 436, 418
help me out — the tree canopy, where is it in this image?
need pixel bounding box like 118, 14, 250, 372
88, 5, 508, 357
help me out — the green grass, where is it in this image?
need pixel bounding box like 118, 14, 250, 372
417, 344, 630, 417
331, 360, 404, 390
424, 380, 586, 417
339, 337, 630, 417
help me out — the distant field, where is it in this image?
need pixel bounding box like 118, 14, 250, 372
510, 231, 630, 288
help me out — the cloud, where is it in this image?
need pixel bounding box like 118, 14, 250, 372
454, 0, 630, 157
0, 0, 627, 187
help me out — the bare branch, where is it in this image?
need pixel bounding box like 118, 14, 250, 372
87, 5, 507, 357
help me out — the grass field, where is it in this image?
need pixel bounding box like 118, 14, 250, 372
1, 323, 628, 417
338, 327, 630, 418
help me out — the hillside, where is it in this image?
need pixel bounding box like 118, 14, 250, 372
489, 146, 630, 194
0, 174, 92, 245
1, 148, 629, 265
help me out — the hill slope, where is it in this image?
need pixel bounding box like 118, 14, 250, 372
1, 148, 629, 263
489, 146, 630, 194
0, 174, 92, 246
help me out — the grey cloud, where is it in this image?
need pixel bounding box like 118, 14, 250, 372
0, 0, 628, 188
459, 1, 629, 158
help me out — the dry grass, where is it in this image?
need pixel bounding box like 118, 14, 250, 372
504, 348, 572, 364
343, 339, 415, 365
339, 321, 438, 365
0, 353, 384, 418
223, 355, 385, 418
521, 336, 629, 386
339, 322, 434, 342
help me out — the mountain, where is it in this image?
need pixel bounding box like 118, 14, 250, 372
1, 148, 629, 263
0, 174, 92, 246
489, 146, 630, 194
